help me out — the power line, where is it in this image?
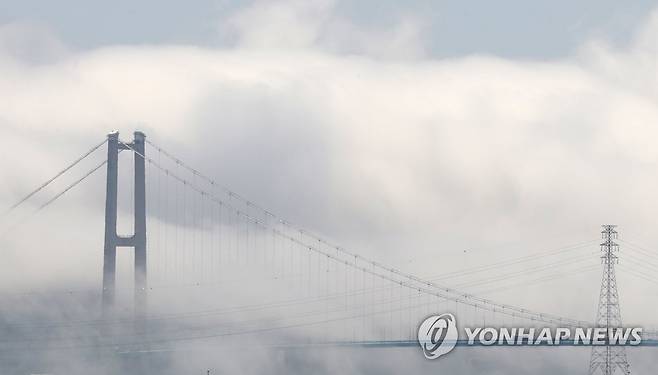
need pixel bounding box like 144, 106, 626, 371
427, 240, 597, 282
622, 252, 658, 273
0, 296, 442, 352
476, 264, 601, 295
618, 264, 658, 286
2, 285, 429, 344
454, 252, 598, 289
619, 239, 658, 264
2, 277, 413, 330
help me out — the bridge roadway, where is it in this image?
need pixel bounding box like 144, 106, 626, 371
113, 339, 658, 356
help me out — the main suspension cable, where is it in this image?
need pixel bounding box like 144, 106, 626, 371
0, 158, 109, 239
2, 138, 107, 216
126, 140, 593, 328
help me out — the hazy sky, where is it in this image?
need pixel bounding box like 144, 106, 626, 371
0, 1, 657, 374
1, 0, 656, 57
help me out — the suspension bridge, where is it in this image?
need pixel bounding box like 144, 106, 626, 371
2, 130, 658, 374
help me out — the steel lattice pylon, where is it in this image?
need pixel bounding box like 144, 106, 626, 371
588, 225, 630, 375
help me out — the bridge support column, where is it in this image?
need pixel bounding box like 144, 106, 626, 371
133, 131, 147, 317
101, 130, 148, 318
102, 131, 119, 314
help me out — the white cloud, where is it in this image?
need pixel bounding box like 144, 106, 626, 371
0, 6, 657, 285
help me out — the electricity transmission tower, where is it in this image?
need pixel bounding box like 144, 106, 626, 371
588, 225, 630, 375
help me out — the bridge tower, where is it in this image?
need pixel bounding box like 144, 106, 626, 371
588, 225, 630, 375
102, 131, 147, 317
